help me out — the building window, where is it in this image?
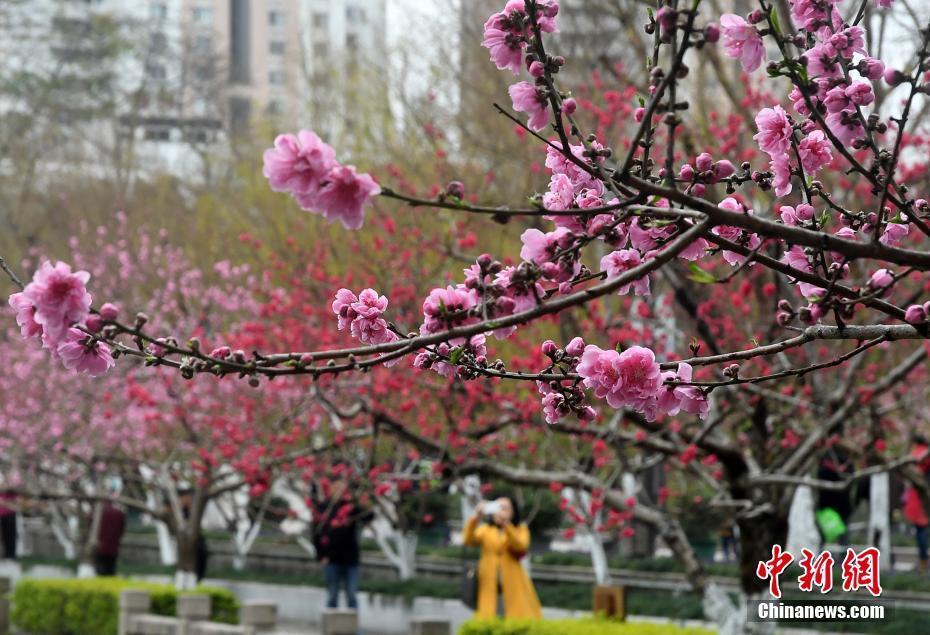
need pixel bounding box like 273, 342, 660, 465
150, 32, 167, 53
346, 6, 366, 23
267, 100, 284, 116
313, 12, 327, 28
193, 35, 212, 53
144, 126, 171, 141
269, 40, 286, 55
346, 33, 358, 49
193, 6, 213, 24
146, 63, 167, 80
313, 42, 328, 57
269, 10, 286, 26
268, 70, 286, 85
150, 3, 167, 20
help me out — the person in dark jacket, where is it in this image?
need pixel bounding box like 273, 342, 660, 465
817, 450, 854, 546
94, 501, 126, 575
178, 489, 209, 582
313, 477, 374, 609
0, 490, 17, 560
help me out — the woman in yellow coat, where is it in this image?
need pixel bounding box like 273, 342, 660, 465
463, 496, 542, 619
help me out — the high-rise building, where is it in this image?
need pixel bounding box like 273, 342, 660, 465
0, 0, 388, 177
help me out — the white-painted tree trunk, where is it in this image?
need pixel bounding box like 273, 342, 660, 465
77, 562, 96, 579
586, 531, 610, 585
786, 485, 821, 556
174, 570, 198, 590
868, 473, 891, 569
457, 475, 482, 523
156, 521, 177, 566
371, 513, 417, 579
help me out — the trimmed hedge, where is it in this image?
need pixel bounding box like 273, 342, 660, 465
458, 619, 714, 635
11, 577, 239, 635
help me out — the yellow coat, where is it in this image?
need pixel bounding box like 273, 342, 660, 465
463, 516, 542, 619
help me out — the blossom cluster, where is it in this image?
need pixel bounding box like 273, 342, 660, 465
8, 262, 114, 375
332, 288, 398, 346
481, 0, 561, 131
263, 130, 380, 230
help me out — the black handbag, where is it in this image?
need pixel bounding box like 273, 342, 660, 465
460, 563, 478, 609
460, 542, 478, 609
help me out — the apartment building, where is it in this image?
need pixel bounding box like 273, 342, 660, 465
0, 0, 387, 176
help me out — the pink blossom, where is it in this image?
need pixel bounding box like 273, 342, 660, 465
879, 222, 908, 247
655, 363, 709, 420
508, 81, 550, 132
780, 203, 815, 225
789, 0, 838, 32
565, 337, 586, 357
351, 316, 396, 345
712, 198, 762, 265
542, 173, 574, 210
482, 27, 524, 75
600, 249, 650, 296
720, 14, 765, 72
782, 245, 821, 298
875, 0, 892, 8
825, 111, 864, 147
420, 285, 479, 343
577, 345, 664, 414
22, 261, 92, 346
797, 130, 833, 173
770, 153, 793, 197
495, 267, 545, 313
804, 42, 842, 78
305, 165, 381, 230
868, 269, 893, 290
754, 105, 793, 156
845, 81, 874, 106
545, 140, 602, 189
332, 288, 359, 330
56, 328, 115, 376
262, 130, 336, 194
351, 288, 388, 319
830, 27, 866, 58
8, 293, 41, 338
823, 86, 850, 113
99, 302, 119, 321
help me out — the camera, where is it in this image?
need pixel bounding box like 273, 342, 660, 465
482, 500, 501, 516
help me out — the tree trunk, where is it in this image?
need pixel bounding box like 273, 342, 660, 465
175, 532, 199, 590
737, 511, 789, 595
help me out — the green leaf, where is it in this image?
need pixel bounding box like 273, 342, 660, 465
769, 7, 782, 36
688, 262, 717, 284
449, 346, 464, 364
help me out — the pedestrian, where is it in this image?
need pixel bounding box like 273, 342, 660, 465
94, 501, 126, 575
313, 475, 374, 610
463, 495, 542, 619
0, 490, 17, 560
903, 435, 930, 574
178, 489, 209, 582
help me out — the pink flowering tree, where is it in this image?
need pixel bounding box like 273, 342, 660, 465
6, 0, 930, 627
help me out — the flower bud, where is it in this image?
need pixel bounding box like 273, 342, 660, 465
883, 68, 907, 86
99, 303, 119, 322
540, 262, 561, 279
541, 340, 559, 357
746, 9, 764, 24
565, 337, 586, 357
868, 269, 893, 289
634, 107, 646, 123
776, 311, 792, 327
713, 160, 735, 179
905, 304, 927, 324
529, 61, 545, 78
679, 163, 695, 181
695, 152, 713, 172
562, 97, 577, 115
445, 180, 465, 199
85, 314, 103, 333
578, 406, 597, 421
704, 23, 720, 43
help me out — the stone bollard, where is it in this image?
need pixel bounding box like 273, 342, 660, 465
0, 576, 9, 635
119, 589, 152, 635
240, 600, 277, 634
177, 594, 212, 635
321, 609, 358, 635
410, 617, 452, 635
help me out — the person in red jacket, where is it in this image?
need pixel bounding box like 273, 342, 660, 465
94, 502, 126, 576
903, 436, 930, 574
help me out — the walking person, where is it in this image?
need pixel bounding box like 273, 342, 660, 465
94, 501, 126, 576
313, 476, 374, 610
463, 495, 542, 619
903, 435, 930, 573
0, 490, 17, 560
